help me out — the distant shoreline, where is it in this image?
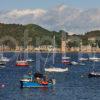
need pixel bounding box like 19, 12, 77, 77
1, 50, 100, 53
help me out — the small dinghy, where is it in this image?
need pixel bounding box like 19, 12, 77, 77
26, 59, 34, 62
71, 61, 79, 65
71, 61, 85, 66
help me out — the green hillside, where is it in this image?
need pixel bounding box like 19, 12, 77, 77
0, 23, 100, 48
0, 23, 61, 47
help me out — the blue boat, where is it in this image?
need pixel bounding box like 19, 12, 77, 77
20, 72, 55, 88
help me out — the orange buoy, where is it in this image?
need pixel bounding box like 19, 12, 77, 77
40, 81, 48, 85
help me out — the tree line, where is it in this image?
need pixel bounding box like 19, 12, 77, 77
0, 23, 100, 48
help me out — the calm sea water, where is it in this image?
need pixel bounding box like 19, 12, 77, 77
0, 52, 100, 100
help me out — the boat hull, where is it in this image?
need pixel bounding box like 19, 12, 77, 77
16, 61, 29, 67
62, 60, 70, 64
88, 73, 100, 78
20, 81, 53, 88
16, 64, 29, 67
0, 61, 6, 65
45, 67, 68, 72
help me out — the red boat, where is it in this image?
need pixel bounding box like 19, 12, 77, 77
16, 60, 29, 67
62, 56, 70, 64
62, 60, 70, 64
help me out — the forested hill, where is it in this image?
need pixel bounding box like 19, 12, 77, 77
0, 23, 61, 47
85, 30, 100, 37
0, 23, 100, 47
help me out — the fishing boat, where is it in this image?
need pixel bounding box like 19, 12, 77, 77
20, 54, 56, 88
20, 34, 56, 88
20, 72, 55, 88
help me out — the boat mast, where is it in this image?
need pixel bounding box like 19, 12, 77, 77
79, 40, 82, 60
92, 42, 96, 72
23, 30, 28, 60
1, 44, 4, 58
61, 31, 67, 57
36, 37, 41, 72
53, 35, 55, 65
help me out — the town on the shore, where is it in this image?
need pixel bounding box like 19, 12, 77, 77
0, 23, 100, 53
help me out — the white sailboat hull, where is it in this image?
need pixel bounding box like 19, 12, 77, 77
79, 58, 88, 61
89, 57, 100, 62
45, 67, 68, 72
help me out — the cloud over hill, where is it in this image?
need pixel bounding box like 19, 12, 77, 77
0, 5, 100, 34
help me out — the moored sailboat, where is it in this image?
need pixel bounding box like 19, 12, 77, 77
44, 35, 68, 72
89, 43, 100, 62
16, 30, 30, 67
16, 50, 29, 67
88, 44, 100, 78
88, 71, 100, 78
0, 45, 10, 65
62, 56, 70, 64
